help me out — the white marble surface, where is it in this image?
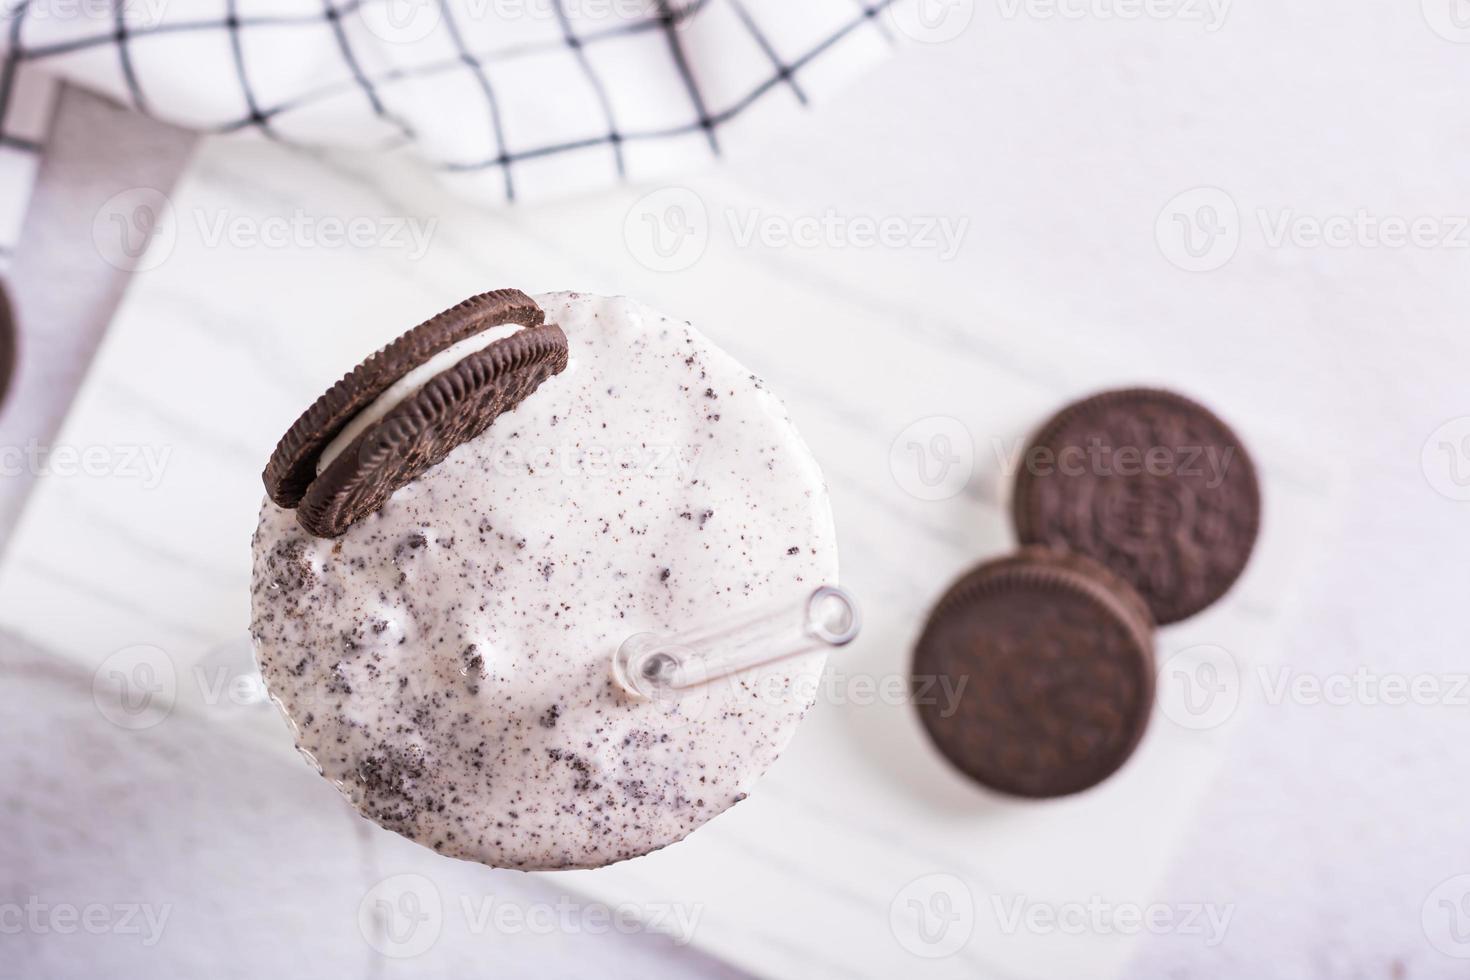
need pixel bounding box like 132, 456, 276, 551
2, 635, 748, 979
0, 98, 1327, 980
0, 87, 194, 538
4, 2, 1470, 976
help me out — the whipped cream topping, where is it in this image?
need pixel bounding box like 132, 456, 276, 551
316, 321, 529, 473
251, 292, 838, 870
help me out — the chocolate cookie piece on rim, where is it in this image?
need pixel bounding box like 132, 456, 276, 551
912, 549, 1155, 799
263, 288, 544, 508
296, 322, 568, 538
1012, 388, 1261, 625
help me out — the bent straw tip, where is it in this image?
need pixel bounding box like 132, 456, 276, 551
612, 584, 861, 700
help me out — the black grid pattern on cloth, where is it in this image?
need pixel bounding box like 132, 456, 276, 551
0, 0, 898, 259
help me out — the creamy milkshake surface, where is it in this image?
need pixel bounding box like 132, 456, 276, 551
251, 292, 838, 870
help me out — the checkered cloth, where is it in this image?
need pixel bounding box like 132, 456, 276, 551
0, 0, 900, 268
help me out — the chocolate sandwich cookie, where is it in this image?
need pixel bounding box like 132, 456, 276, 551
0, 281, 14, 409
264, 289, 545, 508
263, 289, 568, 538
1012, 388, 1260, 625
912, 549, 1155, 798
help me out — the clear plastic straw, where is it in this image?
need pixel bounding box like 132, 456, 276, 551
612, 584, 860, 700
